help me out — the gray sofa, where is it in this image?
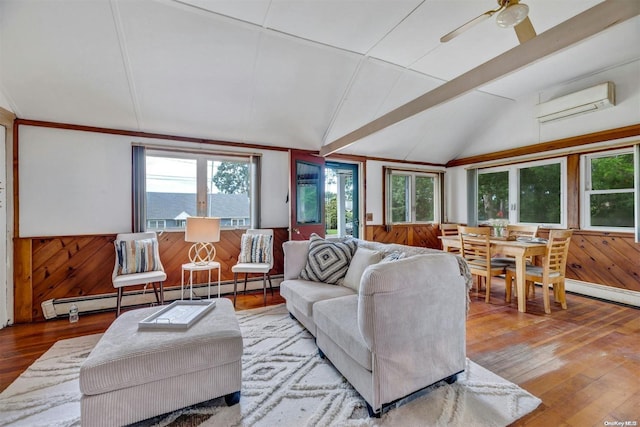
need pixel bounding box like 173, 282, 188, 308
280, 238, 472, 416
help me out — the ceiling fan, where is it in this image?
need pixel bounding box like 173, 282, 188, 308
441, 0, 537, 44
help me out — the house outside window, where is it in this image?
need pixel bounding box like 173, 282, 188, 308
386, 169, 440, 224
477, 158, 566, 227
144, 150, 256, 230
582, 149, 635, 231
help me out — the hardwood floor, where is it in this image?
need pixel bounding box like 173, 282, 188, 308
1, 284, 638, 427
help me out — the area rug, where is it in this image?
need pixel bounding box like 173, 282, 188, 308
0, 303, 541, 427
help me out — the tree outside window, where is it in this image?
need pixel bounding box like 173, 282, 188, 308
584, 151, 634, 229
387, 170, 439, 224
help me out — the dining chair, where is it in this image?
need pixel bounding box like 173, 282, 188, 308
492, 224, 539, 264
440, 223, 460, 254
232, 229, 274, 307
458, 226, 510, 303
112, 232, 167, 317
504, 229, 573, 314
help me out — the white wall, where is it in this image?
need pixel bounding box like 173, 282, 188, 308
18, 126, 289, 237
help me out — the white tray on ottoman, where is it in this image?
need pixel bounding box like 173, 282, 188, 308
79, 298, 242, 427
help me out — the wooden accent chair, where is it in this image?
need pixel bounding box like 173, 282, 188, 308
505, 229, 573, 314
439, 223, 460, 254
458, 226, 510, 303
492, 224, 539, 264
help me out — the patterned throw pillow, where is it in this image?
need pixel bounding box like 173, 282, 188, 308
116, 238, 163, 275
300, 234, 357, 285
239, 234, 272, 263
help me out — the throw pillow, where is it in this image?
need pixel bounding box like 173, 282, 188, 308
342, 247, 383, 292
380, 251, 406, 263
300, 234, 357, 285
239, 233, 272, 263
116, 238, 163, 275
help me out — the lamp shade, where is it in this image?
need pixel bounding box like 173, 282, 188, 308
185, 217, 220, 243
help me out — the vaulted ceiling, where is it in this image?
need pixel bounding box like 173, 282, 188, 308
1, 0, 638, 164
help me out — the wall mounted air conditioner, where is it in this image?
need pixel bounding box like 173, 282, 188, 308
536, 82, 615, 123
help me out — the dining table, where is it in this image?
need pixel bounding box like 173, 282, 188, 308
440, 235, 548, 313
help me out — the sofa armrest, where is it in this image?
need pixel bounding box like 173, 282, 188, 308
357, 253, 467, 403
282, 240, 310, 280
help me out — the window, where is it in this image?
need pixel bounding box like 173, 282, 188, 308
477, 158, 566, 227
385, 169, 440, 224
582, 149, 635, 230
139, 148, 259, 231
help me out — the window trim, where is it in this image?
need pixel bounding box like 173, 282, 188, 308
477, 157, 567, 228
581, 147, 635, 232
135, 145, 260, 232
384, 167, 442, 225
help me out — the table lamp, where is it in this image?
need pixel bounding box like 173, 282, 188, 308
185, 217, 221, 265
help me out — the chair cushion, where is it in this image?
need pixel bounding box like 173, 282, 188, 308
507, 265, 561, 278
231, 262, 270, 274
300, 234, 357, 285
112, 270, 167, 288
239, 233, 272, 263
116, 238, 163, 275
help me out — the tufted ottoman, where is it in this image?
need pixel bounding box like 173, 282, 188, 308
79, 298, 242, 427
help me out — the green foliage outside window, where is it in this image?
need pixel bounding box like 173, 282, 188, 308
478, 171, 508, 221
212, 162, 248, 194
391, 175, 409, 223
415, 176, 435, 222
519, 163, 561, 223
589, 153, 634, 227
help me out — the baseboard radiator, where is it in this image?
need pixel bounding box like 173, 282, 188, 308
42, 276, 283, 320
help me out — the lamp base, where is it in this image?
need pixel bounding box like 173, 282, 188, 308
189, 242, 217, 265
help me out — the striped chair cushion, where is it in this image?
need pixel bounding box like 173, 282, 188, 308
300, 234, 357, 285
116, 238, 163, 275
239, 233, 272, 263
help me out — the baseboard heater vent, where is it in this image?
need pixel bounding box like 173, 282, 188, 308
42, 276, 283, 320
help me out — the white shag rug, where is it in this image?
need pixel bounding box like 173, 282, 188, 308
0, 303, 540, 427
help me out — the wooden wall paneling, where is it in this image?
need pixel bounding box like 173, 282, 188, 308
567, 233, 639, 292
13, 238, 32, 323
567, 154, 580, 229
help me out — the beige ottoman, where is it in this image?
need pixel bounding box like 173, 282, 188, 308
80, 298, 242, 427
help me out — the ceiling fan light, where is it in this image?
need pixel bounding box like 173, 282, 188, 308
496, 3, 529, 28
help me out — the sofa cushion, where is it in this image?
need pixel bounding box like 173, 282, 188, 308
280, 279, 354, 318
313, 295, 372, 371
342, 247, 383, 292
300, 234, 357, 285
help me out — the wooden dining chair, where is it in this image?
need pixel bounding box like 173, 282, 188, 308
492, 224, 539, 265
440, 223, 460, 254
458, 226, 510, 303
505, 229, 573, 314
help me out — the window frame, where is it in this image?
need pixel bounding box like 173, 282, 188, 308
581, 148, 635, 232
477, 157, 567, 228
385, 168, 441, 225
140, 147, 259, 232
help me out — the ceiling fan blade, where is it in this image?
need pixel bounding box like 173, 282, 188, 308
440, 10, 495, 43
514, 16, 537, 43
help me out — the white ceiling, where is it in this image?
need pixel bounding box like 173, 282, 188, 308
1, 0, 638, 164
